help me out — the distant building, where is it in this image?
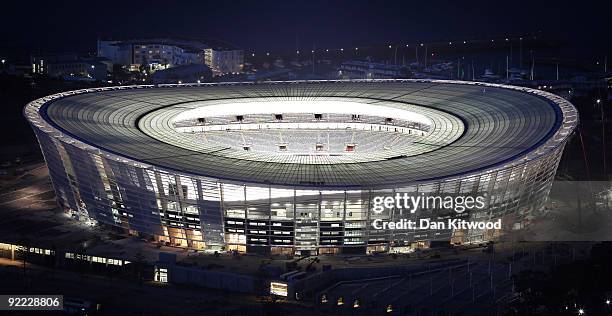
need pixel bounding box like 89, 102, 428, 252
338, 60, 410, 79
96, 40, 132, 66
246, 68, 293, 81
47, 60, 107, 81
30, 54, 108, 81
30, 54, 80, 75
150, 64, 212, 84
97, 38, 243, 76
204, 48, 244, 76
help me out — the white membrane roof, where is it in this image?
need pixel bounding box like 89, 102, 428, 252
27, 80, 578, 188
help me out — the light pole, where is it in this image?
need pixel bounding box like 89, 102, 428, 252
599, 99, 607, 179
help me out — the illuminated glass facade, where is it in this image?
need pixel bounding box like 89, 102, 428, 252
24, 80, 577, 255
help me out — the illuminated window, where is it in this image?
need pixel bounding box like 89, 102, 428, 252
320, 294, 328, 303
386, 304, 393, 313
270, 282, 288, 297
154, 267, 168, 283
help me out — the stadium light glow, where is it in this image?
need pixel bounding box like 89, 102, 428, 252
173, 100, 434, 126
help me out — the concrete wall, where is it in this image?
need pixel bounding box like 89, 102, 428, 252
166, 264, 260, 294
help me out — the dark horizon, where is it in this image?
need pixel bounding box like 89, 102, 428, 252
1, 0, 610, 59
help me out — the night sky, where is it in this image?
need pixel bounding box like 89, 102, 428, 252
1, 0, 610, 57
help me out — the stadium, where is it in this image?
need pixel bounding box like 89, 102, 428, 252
24, 80, 577, 255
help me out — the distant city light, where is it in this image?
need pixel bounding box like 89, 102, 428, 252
326, 49, 329, 52
1, 59, 5, 64
251, 53, 255, 57
296, 50, 300, 54
355, 47, 358, 50
266, 52, 270, 56
405, 44, 409, 47
340, 48, 344, 51
596, 99, 601, 104
320, 295, 327, 303
606, 299, 610, 305
386, 304, 393, 313
388, 45, 392, 48
449, 42, 452, 45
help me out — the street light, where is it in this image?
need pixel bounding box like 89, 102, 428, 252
578, 308, 585, 315
596, 99, 601, 104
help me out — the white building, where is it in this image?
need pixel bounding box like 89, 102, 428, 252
204, 48, 244, 76
98, 38, 243, 76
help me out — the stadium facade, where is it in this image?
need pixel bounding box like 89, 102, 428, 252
24, 80, 577, 255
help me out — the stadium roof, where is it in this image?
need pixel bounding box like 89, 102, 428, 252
27, 80, 578, 189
